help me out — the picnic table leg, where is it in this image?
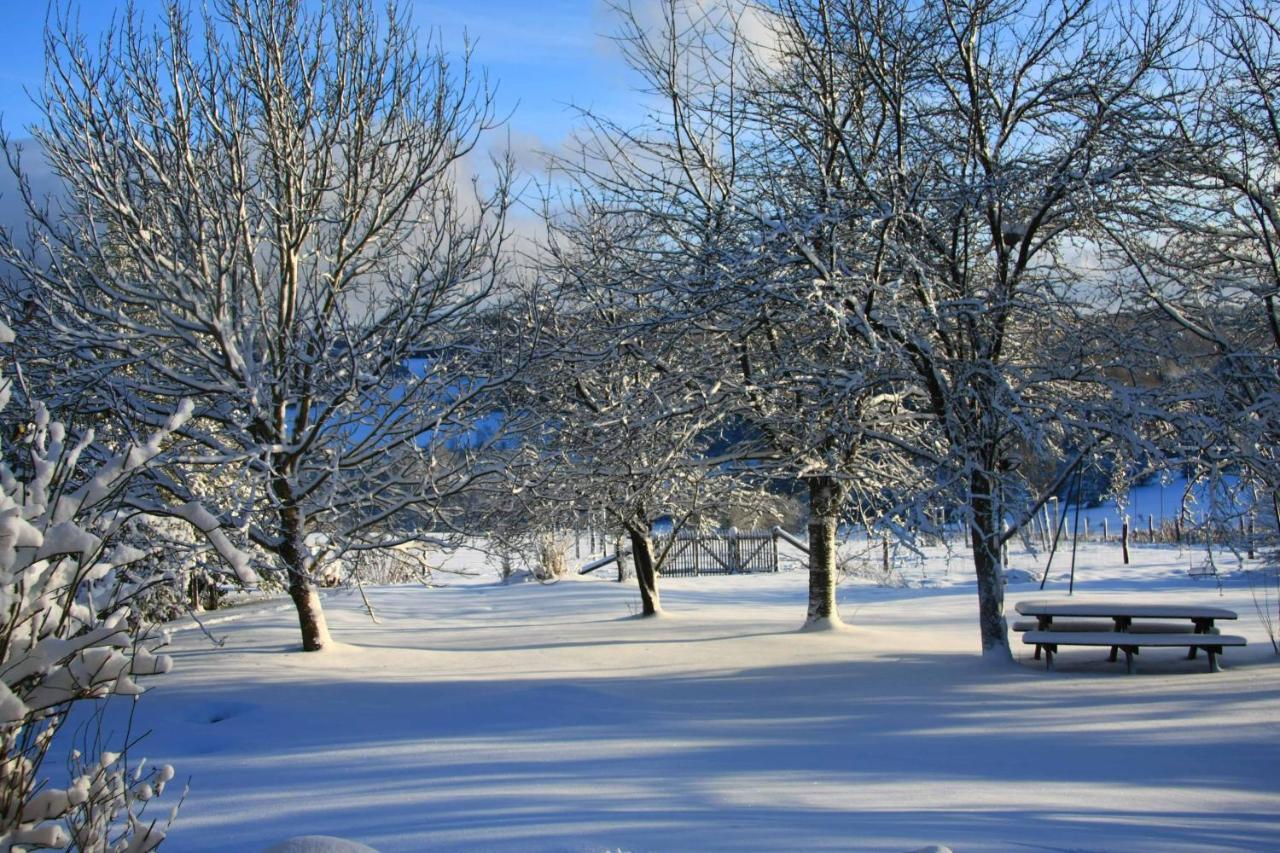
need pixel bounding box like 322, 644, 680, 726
1123, 646, 1137, 674
1044, 644, 1056, 671
1034, 616, 1052, 661
1188, 619, 1213, 660
1207, 646, 1223, 673
1110, 616, 1131, 663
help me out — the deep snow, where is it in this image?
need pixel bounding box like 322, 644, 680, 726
119, 540, 1278, 852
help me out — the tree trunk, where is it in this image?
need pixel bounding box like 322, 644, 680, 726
805, 475, 845, 627
970, 469, 1011, 661
287, 574, 332, 652
277, 495, 332, 651
614, 535, 630, 583
627, 527, 661, 616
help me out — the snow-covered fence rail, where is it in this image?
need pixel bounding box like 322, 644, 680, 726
578, 550, 629, 575
654, 529, 780, 577
771, 526, 809, 554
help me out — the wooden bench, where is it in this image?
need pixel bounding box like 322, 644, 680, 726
1022, 631, 1247, 673
1011, 619, 1219, 661
1013, 600, 1243, 672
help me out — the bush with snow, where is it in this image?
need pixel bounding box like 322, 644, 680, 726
0, 321, 244, 850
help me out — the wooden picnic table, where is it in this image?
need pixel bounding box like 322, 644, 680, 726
1013, 600, 1244, 673
1014, 600, 1237, 633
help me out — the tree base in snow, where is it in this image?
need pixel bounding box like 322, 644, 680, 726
799, 615, 848, 632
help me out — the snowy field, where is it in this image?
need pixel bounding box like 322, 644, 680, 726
124, 541, 1279, 852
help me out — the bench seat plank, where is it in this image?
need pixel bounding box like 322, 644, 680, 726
1021, 631, 1246, 674
1022, 631, 1246, 647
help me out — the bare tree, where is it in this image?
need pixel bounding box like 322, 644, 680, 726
524, 197, 739, 615
1103, 0, 1280, 535
718, 0, 1190, 660
0, 0, 515, 650
583, 0, 1187, 656
554, 0, 922, 630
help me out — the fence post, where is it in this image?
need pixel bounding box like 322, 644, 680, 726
1103, 518, 1109, 542
1148, 514, 1155, 544
1121, 517, 1130, 564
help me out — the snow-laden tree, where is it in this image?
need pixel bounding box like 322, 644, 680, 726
516, 198, 741, 615
1101, 0, 1280, 537
0, 320, 249, 850
712, 0, 1191, 659
542, 0, 923, 629
571, 0, 1188, 657
1, 0, 518, 650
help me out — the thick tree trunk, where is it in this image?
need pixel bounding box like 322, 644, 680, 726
276, 493, 332, 651
287, 575, 332, 651
970, 469, 1011, 662
627, 527, 661, 616
805, 475, 845, 628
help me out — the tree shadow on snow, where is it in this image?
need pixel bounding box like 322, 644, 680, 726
115, 650, 1280, 852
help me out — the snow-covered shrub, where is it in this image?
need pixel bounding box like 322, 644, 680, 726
0, 321, 249, 850
346, 546, 433, 586
484, 528, 571, 583
836, 539, 907, 588
122, 512, 265, 622
531, 533, 571, 582
495, 548, 518, 584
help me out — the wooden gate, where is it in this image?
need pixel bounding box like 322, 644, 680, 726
653, 529, 779, 577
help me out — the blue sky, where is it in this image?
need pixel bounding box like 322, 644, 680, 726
0, 1, 642, 156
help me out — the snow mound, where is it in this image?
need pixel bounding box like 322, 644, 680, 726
798, 615, 849, 632
1003, 568, 1036, 583
262, 836, 378, 853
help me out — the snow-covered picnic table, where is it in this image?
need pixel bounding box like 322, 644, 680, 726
1013, 599, 1246, 673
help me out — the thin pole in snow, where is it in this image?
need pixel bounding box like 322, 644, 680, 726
1039, 458, 1081, 590
1069, 464, 1084, 596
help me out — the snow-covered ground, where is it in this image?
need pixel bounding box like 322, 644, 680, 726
124, 541, 1278, 852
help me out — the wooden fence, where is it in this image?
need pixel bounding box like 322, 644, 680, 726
652, 529, 780, 577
